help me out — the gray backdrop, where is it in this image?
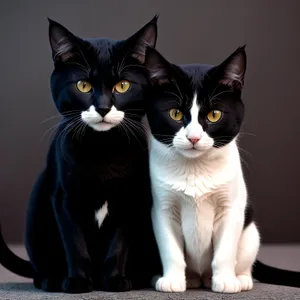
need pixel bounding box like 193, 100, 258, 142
0, 0, 299, 243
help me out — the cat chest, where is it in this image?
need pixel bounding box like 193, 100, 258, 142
156, 169, 222, 199
181, 196, 215, 274
151, 155, 234, 200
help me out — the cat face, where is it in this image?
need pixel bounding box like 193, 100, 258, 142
49, 17, 157, 132
144, 47, 246, 158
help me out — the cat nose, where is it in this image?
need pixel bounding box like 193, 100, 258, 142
96, 107, 110, 117
188, 137, 200, 145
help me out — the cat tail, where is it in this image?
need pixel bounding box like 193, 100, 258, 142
0, 225, 35, 278
253, 260, 300, 288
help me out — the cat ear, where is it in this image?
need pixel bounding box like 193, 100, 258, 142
144, 47, 171, 85
48, 18, 79, 63
125, 15, 158, 63
217, 45, 247, 90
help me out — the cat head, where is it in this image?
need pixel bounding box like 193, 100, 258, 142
144, 46, 246, 159
49, 16, 158, 132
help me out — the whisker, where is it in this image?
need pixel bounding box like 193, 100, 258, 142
118, 122, 131, 144
40, 114, 61, 124
171, 78, 184, 100
40, 117, 74, 143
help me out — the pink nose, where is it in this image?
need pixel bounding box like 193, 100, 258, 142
188, 137, 200, 145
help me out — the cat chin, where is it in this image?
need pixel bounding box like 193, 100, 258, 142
88, 122, 118, 132
175, 148, 205, 159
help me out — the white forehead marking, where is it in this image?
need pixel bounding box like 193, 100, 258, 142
186, 93, 202, 139
190, 93, 200, 124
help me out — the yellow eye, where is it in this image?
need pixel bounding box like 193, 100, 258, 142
207, 110, 222, 123
112, 80, 131, 93
169, 109, 183, 121
76, 80, 92, 93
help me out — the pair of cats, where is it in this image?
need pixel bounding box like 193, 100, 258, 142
0, 15, 299, 294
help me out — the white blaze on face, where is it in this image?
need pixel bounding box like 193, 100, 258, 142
81, 105, 124, 132
185, 94, 203, 141
173, 93, 214, 158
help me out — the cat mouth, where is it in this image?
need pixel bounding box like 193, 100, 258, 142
176, 147, 202, 159
89, 121, 118, 132
81, 105, 125, 132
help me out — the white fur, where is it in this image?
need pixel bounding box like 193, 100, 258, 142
148, 94, 260, 293
95, 201, 108, 228
173, 95, 214, 159
81, 105, 124, 132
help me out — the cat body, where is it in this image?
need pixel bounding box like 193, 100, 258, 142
149, 119, 259, 293
144, 49, 261, 293
0, 17, 161, 293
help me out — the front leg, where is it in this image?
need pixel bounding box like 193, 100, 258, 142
101, 227, 132, 292
152, 201, 186, 292
53, 193, 92, 293
211, 205, 244, 293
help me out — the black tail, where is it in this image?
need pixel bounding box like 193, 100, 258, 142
253, 260, 300, 288
0, 225, 35, 278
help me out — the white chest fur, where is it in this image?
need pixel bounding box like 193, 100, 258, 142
149, 136, 239, 200
149, 136, 247, 276
95, 201, 108, 228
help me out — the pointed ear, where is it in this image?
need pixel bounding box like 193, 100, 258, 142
48, 18, 80, 63
217, 46, 247, 90
125, 14, 158, 63
144, 47, 171, 85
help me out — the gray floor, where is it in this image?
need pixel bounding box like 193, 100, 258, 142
0, 245, 300, 300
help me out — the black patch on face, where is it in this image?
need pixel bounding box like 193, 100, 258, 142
144, 47, 246, 148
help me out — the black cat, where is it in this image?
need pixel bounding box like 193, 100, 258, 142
0, 17, 161, 293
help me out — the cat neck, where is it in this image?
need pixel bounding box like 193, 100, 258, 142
149, 136, 241, 198
55, 120, 147, 151
150, 135, 238, 167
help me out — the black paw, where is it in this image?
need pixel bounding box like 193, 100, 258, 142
62, 277, 93, 294
34, 277, 62, 292
102, 275, 132, 292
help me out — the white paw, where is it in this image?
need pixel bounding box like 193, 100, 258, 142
212, 273, 241, 293
237, 274, 253, 291
155, 276, 186, 292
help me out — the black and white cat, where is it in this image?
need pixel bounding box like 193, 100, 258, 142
144, 46, 300, 293
0, 17, 161, 293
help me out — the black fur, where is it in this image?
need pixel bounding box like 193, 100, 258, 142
0, 17, 161, 293
144, 46, 300, 288
144, 47, 246, 149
